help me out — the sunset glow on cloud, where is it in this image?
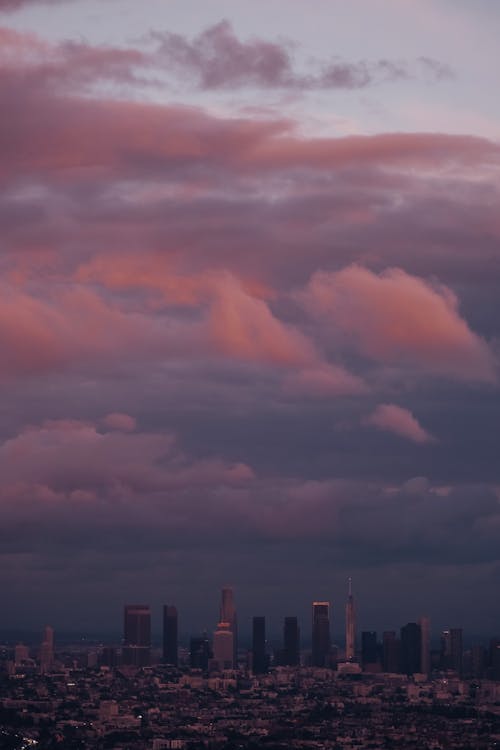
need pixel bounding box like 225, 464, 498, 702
1, 0, 499, 631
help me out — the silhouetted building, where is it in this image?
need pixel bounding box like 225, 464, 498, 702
283, 616, 300, 666
220, 586, 238, 665
123, 605, 151, 667
419, 616, 431, 676
488, 639, 500, 680
345, 578, 356, 661
400, 622, 421, 675
382, 631, 399, 672
190, 636, 211, 671
361, 631, 378, 669
162, 605, 178, 666
441, 628, 463, 675
213, 621, 234, 670
471, 644, 486, 678
40, 625, 54, 674
312, 601, 331, 667
252, 616, 268, 674
14, 644, 29, 665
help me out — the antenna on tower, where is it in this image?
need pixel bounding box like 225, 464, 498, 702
348, 576, 352, 597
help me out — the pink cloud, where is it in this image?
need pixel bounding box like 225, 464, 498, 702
77, 259, 317, 369
102, 413, 137, 433
76, 258, 365, 388
284, 363, 367, 397
207, 273, 315, 367
0, 284, 203, 378
364, 403, 436, 444
301, 265, 497, 382
0, 30, 496, 188
0, 418, 254, 500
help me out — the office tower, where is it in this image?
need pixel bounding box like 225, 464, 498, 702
345, 577, 356, 661
283, 616, 300, 666
14, 643, 29, 665
471, 644, 486, 678
40, 625, 54, 674
252, 616, 268, 674
123, 605, 151, 667
441, 628, 463, 675
400, 622, 421, 675
213, 621, 234, 670
419, 616, 431, 676
361, 631, 378, 670
450, 628, 463, 676
312, 601, 331, 667
220, 586, 238, 665
382, 631, 400, 673
162, 605, 178, 666
190, 636, 210, 672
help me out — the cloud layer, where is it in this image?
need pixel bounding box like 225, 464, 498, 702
0, 9, 499, 633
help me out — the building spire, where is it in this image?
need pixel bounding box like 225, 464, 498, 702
348, 576, 352, 598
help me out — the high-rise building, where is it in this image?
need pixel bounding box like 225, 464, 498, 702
471, 644, 486, 678
382, 631, 400, 673
190, 636, 210, 672
312, 601, 331, 667
361, 631, 378, 670
14, 643, 29, 665
419, 616, 431, 676
283, 616, 300, 666
400, 622, 421, 675
252, 617, 268, 674
162, 605, 178, 666
345, 577, 356, 661
220, 586, 238, 666
213, 621, 234, 670
123, 605, 151, 667
441, 628, 463, 675
40, 625, 54, 674
488, 639, 500, 680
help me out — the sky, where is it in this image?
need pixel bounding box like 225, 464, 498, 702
1, 0, 500, 640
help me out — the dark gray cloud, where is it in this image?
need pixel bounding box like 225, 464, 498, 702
152, 21, 452, 90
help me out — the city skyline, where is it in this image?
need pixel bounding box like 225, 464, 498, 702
1, 0, 500, 634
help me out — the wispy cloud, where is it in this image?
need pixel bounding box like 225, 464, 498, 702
364, 403, 436, 444
151, 20, 453, 91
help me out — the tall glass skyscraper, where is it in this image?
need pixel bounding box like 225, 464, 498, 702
312, 601, 331, 667
252, 616, 267, 674
220, 586, 238, 666
345, 578, 356, 661
162, 605, 178, 666
123, 604, 151, 667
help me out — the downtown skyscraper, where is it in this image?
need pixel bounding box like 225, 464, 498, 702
219, 586, 238, 666
122, 605, 151, 667
345, 578, 356, 662
312, 601, 331, 667
252, 617, 267, 674
162, 605, 178, 666
283, 616, 300, 667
